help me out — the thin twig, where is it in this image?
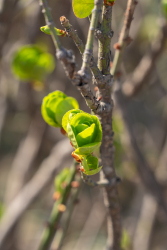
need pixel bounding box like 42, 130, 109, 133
40, 0, 62, 50
73, 199, 106, 250
38, 164, 77, 250
60, 16, 104, 87
133, 193, 158, 250
54, 174, 82, 250
5, 113, 46, 204
122, 19, 167, 97
40, 0, 107, 114
0, 139, 73, 249
97, 4, 122, 250
115, 87, 167, 216
111, 0, 137, 77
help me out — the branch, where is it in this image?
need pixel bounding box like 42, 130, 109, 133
60, 16, 104, 87
4, 113, 46, 204
38, 164, 77, 250
54, 174, 82, 250
133, 193, 158, 250
122, 20, 167, 97
40, 0, 107, 114
73, 199, 106, 250
81, 172, 121, 187
40, 0, 62, 50
0, 139, 73, 249
115, 88, 167, 216
97, 4, 122, 250
111, 0, 137, 77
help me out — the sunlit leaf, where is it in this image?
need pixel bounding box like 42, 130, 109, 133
41, 91, 79, 127
72, 0, 94, 18
40, 25, 67, 37
12, 45, 55, 81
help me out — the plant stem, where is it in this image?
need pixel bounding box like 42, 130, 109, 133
98, 5, 113, 74
40, 0, 62, 50
60, 16, 103, 84
38, 164, 76, 250
97, 4, 122, 250
111, 0, 137, 77
81, 0, 103, 71
55, 174, 82, 250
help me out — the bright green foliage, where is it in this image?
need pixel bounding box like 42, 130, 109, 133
162, 0, 167, 18
62, 109, 102, 175
40, 25, 67, 37
12, 45, 55, 81
121, 230, 131, 250
54, 168, 70, 194
82, 154, 102, 175
0, 202, 5, 219
72, 0, 94, 18
41, 91, 79, 127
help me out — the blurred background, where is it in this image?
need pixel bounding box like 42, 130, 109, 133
0, 0, 167, 250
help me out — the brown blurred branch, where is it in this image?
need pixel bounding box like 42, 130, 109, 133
0, 139, 73, 249
115, 88, 167, 216
111, 0, 137, 76
4, 113, 46, 204
122, 19, 167, 97
73, 199, 106, 250
0, 0, 19, 58
133, 132, 167, 250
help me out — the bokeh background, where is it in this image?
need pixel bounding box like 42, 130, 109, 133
0, 0, 167, 250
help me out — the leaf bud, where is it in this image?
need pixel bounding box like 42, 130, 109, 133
41, 91, 79, 127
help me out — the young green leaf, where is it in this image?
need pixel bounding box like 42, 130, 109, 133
63, 111, 102, 153
162, 0, 167, 19
82, 154, 102, 175
41, 91, 79, 127
12, 45, 55, 81
72, 0, 94, 18
62, 109, 102, 175
40, 25, 67, 37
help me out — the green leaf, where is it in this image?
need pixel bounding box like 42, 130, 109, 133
55, 97, 79, 125
76, 123, 96, 147
40, 25, 67, 37
85, 166, 102, 175
62, 109, 84, 132
67, 123, 78, 149
12, 45, 55, 81
162, 0, 167, 18
82, 154, 102, 175
41, 91, 66, 127
75, 142, 101, 155
41, 96, 60, 127
41, 91, 79, 127
0, 202, 5, 219
72, 0, 94, 18
121, 230, 131, 249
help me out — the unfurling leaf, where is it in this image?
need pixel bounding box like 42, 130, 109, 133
41, 91, 79, 127
62, 109, 102, 175
40, 25, 67, 37
82, 154, 102, 175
